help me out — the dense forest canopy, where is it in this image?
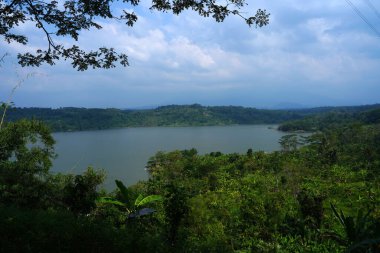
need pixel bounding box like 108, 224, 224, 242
0, 109, 379, 252
4, 103, 380, 132
278, 107, 380, 132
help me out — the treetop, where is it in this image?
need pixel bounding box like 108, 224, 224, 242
0, 0, 269, 70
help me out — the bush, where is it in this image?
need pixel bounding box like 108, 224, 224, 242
0, 206, 129, 253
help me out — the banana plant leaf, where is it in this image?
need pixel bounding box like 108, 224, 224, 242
96, 197, 125, 207
135, 195, 162, 207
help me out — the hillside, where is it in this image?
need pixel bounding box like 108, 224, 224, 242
279, 106, 380, 132
4, 103, 380, 132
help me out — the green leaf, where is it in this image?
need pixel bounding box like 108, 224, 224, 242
115, 180, 129, 201
134, 194, 144, 207
135, 195, 162, 207
96, 197, 125, 207
330, 203, 345, 226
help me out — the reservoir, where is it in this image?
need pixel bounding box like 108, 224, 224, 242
52, 125, 291, 189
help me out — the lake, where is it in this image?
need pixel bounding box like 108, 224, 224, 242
52, 125, 291, 189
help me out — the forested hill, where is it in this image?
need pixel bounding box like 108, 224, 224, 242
5, 104, 302, 131
279, 105, 380, 132
4, 103, 380, 132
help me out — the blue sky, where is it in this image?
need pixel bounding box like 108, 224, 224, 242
1, 0, 380, 108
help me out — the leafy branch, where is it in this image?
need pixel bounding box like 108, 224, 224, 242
0, 0, 269, 70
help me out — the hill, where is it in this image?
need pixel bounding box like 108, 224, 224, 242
278, 105, 380, 132
4, 103, 380, 132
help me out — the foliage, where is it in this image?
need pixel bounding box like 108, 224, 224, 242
5, 103, 380, 132
0, 0, 268, 70
0, 119, 106, 212
279, 134, 303, 152
162, 182, 189, 250
140, 119, 380, 252
278, 105, 380, 132
4, 104, 304, 131
0, 206, 130, 252
97, 179, 162, 218
331, 204, 380, 252
1, 114, 380, 252
60, 167, 106, 215
0, 119, 55, 207
297, 188, 325, 229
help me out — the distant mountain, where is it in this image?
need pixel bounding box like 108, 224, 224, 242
269, 102, 310, 110
124, 105, 159, 110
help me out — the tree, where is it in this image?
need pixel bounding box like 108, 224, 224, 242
61, 167, 106, 215
0, 0, 269, 71
279, 134, 300, 153
0, 119, 55, 207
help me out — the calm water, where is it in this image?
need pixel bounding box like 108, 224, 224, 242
52, 125, 289, 189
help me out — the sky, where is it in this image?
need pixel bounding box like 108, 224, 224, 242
1, 0, 380, 109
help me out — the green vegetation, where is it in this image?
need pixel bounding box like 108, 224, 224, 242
279, 105, 380, 132
5, 103, 380, 132
0, 108, 379, 252
4, 104, 302, 131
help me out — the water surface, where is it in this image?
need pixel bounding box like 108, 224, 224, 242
52, 125, 289, 189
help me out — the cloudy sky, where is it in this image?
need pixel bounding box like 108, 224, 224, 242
1, 0, 380, 108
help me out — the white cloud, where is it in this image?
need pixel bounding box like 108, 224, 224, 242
304, 18, 340, 44
1, 0, 380, 107
169, 36, 215, 68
